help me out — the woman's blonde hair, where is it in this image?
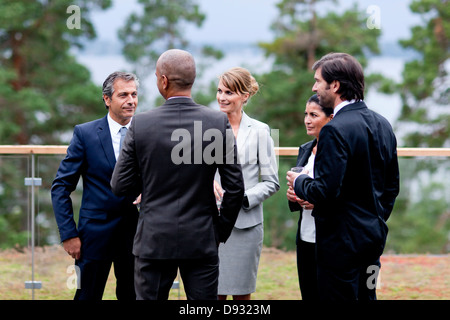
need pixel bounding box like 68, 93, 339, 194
219, 67, 259, 104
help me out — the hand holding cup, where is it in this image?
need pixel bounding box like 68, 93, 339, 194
286, 166, 308, 189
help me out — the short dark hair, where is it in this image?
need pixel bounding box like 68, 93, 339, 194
308, 94, 333, 117
312, 53, 365, 101
102, 71, 139, 109
156, 49, 196, 90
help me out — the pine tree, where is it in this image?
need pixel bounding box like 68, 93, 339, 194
397, 0, 450, 148
0, 0, 111, 145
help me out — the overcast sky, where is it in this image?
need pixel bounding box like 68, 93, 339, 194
92, 0, 422, 45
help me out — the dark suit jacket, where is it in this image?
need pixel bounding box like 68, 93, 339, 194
51, 115, 139, 260
288, 139, 316, 245
111, 97, 244, 260
294, 101, 399, 267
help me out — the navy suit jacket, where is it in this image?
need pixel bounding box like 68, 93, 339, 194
51, 115, 139, 260
294, 101, 399, 267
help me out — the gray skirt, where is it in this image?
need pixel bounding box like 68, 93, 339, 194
218, 223, 263, 295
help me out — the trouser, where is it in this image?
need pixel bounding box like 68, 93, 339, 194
134, 255, 219, 300
74, 254, 136, 300
317, 258, 380, 300
296, 239, 319, 300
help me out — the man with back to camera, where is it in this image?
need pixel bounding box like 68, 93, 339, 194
286, 53, 400, 300
111, 49, 245, 300
51, 71, 140, 300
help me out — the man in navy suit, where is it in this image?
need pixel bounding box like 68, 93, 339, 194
51, 71, 140, 300
287, 53, 400, 300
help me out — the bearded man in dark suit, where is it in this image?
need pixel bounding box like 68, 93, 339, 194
287, 53, 400, 300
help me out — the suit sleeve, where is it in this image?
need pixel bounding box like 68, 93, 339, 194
51, 125, 85, 242
294, 125, 348, 204
289, 148, 303, 212
380, 135, 400, 221
217, 119, 245, 243
111, 117, 141, 196
243, 125, 280, 211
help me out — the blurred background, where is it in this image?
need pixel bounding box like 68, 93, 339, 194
0, 0, 449, 254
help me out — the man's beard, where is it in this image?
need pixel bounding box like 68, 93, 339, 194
319, 86, 334, 109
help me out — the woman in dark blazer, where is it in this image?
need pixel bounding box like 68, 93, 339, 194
287, 94, 333, 300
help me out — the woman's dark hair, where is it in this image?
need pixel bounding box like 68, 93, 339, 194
312, 52, 365, 101
307, 94, 333, 117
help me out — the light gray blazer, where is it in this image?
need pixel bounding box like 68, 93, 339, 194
218, 112, 280, 229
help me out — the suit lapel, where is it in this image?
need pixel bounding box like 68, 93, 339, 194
97, 116, 116, 169
237, 112, 252, 153
297, 140, 316, 167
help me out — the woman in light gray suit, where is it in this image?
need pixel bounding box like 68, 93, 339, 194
215, 67, 280, 300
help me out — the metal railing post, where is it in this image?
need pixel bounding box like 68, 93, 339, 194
24, 154, 42, 299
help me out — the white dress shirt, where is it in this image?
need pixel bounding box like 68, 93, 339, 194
300, 152, 316, 243
333, 99, 356, 116
107, 113, 131, 160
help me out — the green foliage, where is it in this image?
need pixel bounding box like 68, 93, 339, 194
117, 0, 223, 109
250, 0, 382, 147
119, 0, 206, 72
387, 0, 450, 253
0, 156, 29, 248
0, 0, 111, 145
250, 0, 449, 253
247, 69, 314, 147
263, 158, 298, 250
386, 159, 450, 253
0, 214, 28, 249
397, 0, 450, 147
192, 79, 218, 107
247, 1, 387, 251
0, 1, 111, 249
0, 0, 448, 255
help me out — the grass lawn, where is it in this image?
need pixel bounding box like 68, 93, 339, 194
0, 245, 448, 300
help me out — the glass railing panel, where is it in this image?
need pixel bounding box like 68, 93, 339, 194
0, 147, 448, 299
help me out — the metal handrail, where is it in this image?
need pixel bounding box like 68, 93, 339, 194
277, 147, 450, 157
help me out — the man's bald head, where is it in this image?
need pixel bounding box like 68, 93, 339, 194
156, 49, 196, 89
